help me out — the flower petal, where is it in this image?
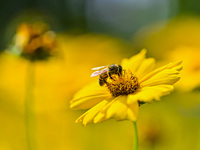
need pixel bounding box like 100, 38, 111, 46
94, 96, 139, 122
70, 82, 110, 109
121, 49, 147, 73
93, 111, 106, 123
93, 100, 115, 123
70, 95, 110, 110
126, 101, 139, 121
141, 68, 181, 87
135, 58, 156, 80
106, 96, 128, 120
139, 61, 182, 83
75, 98, 112, 126
127, 85, 174, 104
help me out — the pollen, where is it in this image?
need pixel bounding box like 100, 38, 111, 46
106, 70, 140, 97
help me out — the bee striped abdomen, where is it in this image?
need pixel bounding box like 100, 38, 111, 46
99, 72, 108, 86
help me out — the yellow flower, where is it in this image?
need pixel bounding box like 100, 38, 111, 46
70, 49, 182, 126
133, 16, 200, 60
10, 22, 58, 60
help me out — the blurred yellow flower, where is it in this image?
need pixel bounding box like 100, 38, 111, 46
133, 16, 200, 60
70, 49, 182, 126
10, 22, 58, 60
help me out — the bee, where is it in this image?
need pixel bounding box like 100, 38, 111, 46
91, 64, 123, 86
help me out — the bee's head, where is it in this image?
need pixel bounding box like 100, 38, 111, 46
108, 64, 118, 72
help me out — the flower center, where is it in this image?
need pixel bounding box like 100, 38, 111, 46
106, 70, 140, 97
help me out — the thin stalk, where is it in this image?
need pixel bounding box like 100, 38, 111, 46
133, 122, 138, 150
25, 61, 36, 150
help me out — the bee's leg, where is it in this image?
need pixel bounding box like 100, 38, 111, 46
108, 72, 113, 79
118, 65, 122, 76
109, 72, 117, 81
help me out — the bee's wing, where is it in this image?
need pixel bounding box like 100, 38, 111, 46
91, 66, 107, 70
91, 71, 102, 77
91, 69, 108, 77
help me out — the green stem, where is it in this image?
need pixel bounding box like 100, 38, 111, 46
25, 62, 36, 150
133, 122, 138, 150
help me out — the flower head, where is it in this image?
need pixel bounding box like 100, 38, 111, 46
70, 49, 182, 126
10, 22, 58, 61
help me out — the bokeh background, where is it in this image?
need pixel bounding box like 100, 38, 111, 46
0, 0, 200, 150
